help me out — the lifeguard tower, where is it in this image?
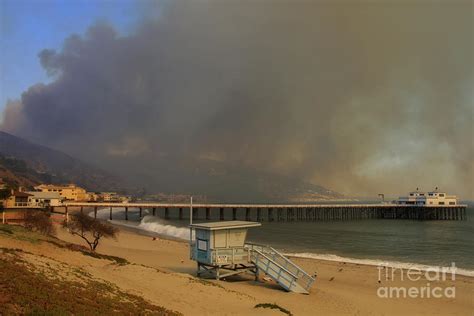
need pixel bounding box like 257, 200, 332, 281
189, 220, 315, 294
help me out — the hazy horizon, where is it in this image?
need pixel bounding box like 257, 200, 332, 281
1, 0, 472, 199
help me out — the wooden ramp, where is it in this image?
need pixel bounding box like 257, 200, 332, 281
247, 243, 315, 294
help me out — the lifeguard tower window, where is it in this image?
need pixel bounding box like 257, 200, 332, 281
197, 239, 208, 251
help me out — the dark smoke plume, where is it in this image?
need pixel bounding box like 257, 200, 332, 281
2, 1, 473, 198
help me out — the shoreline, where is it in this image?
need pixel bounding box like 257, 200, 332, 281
3, 221, 472, 315
101, 213, 474, 278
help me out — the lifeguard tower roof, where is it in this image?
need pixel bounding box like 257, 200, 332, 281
189, 221, 261, 231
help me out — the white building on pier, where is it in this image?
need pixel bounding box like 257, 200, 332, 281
397, 190, 458, 206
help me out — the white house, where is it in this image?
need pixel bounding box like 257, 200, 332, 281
26, 191, 63, 207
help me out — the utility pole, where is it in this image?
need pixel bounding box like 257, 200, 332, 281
189, 196, 193, 258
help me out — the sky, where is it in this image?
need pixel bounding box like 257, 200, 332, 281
0, 0, 142, 114
0, 0, 472, 199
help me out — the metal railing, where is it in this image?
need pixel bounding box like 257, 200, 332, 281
250, 248, 300, 292
12, 202, 43, 208
246, 242, 315, 291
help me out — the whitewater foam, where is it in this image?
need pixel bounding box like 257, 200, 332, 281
284, 252, 474, 277
137, 216, 189, 240
86, 207, 474, 277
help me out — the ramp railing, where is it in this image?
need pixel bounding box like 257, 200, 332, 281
246, 242, 315, 292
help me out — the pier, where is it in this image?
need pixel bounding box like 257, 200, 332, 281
55, 202, 468, 221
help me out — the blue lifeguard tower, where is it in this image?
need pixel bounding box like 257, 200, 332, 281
189, 220, 315, 294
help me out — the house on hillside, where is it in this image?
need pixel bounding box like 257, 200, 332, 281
3, 190, 33, 208
26, 191, 63, 207
86, 192, 99, 202
34, 184, 88, 201
98, 192, 119, 202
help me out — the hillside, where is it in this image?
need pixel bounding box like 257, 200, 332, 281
119, 156, 344, 202
0, 131, 343, 201
0, 225, 179, 315
0, 131, 124, 192
0, 154, 53, 189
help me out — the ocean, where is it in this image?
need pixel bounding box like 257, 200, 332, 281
92, 202, 474, 276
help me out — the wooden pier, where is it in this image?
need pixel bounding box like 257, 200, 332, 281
55, 202, 468, 221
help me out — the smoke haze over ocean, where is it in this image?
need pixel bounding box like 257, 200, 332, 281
1, 1, 473, 198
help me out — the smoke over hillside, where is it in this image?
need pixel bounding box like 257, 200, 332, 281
2, 1, 473, 198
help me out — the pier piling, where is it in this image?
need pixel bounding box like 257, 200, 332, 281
268, 208, 274, 222
62, 202, 467, 222
245, 208, 251, 221
277, 208, 283, 221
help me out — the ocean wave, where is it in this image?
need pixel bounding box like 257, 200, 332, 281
137, 215, 190, 240
87, 208, 190, 240
284, 252, 474, 277
86, 208, 473, 277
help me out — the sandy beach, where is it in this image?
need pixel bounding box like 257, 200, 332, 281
2, 221, 472, 316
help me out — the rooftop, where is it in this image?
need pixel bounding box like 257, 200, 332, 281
26, 191, 62, 199
35, 184, 82, 189
189, 221, 261, 231
12, 191, 33, 197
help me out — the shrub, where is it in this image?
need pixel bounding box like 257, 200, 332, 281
23, 211, 56, 236
64, 213, 118, 252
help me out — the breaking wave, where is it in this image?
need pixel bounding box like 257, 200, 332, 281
285, 252, 474, 277
87, 207, 474, 277
137, 215, 190, 240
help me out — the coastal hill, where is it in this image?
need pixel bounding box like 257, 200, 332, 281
117, 155, 344, 202
0, 154, 54, 189
0, 131, 343, 201
0, 131, 123, 192
185, 162, 345, 202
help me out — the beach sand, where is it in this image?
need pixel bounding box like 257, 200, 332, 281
2, 224, 472, 315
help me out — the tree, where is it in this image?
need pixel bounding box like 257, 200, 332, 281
64, 212, 118, 252
0, 188, 11, 200
24, 210, 56, 236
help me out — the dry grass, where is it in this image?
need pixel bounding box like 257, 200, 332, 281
0, 224, 129, 265
0, 248, 180, 315
0, 224, 180, 315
